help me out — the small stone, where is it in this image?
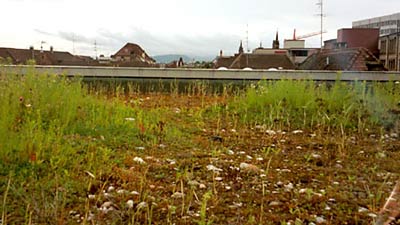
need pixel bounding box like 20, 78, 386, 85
367, 213, 377, 218
312, 153, 322, 159
135, 147, 145, 151
240, 163, 260, 173
299, 188, 308, 194
133, 157, 146, 164
131, 191, 140, 195
117, 189, 128, 194
126, 200, 134, 209
315, 216, 326, 224
188, 180, 200, 186
107, 186, 115, 192
88, 194, 96, 199
296, 146, 303, 150
166, 159, 176, 165
227, 150, 235, 155
101, 201, 113, 208
358, 207, 368, 213
214, 177, 223, 181
284, 183, 294, 192
265, 130, 276, 135
136, 202, 148, 210
225, 186, 232, 190
246, 155, 253, 160
199, 184, 206, 189
269, 201, 282, 206
206, 164, 223, 172
171, 192, 184, 199
292, 130, 303, 134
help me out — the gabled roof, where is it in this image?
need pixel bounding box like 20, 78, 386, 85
214, 56, 236, 68
112, 42, 155, 63
230, 53, 295, 70
299, 47, 386, 71
0, 47, 95, 65
214, 53, 295, 70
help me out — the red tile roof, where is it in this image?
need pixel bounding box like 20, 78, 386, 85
112, 43, 155, 65
299, 48, 386, 71
0, 47, 95, 66
214, 53, 295, 70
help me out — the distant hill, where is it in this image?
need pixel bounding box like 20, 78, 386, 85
152, 55, 191, 64
152, 54, 215, 63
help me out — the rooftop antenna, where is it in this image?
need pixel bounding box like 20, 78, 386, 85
72, 33, 75, 54
246, 24, 250, 52
40, 41, 46, 52
94, 40, 98, 60
316, 0, 326, 48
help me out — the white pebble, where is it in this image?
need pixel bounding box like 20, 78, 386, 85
127, 200, 134, 209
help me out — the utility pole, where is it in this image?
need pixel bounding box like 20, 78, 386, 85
396, 20, 399, 71
316, 0, 325, 48
72, 33, 75, 55
246, 23, 250, 52
40, 41, 46, 53
94, 40, 98, 60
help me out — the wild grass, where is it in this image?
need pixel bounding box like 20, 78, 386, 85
0, 70, 174, 223
0, 68, 399, 224
226, 79, 400, 133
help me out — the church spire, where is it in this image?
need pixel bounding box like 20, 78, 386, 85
238, 40, 244, 54
272, 31, 280, 49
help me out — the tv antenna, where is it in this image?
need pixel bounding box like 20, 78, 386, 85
72, 33, 76, 54
246, 24, 250, 52
40, 41, 46, 52
316, 0, 326, 48
94, 40, 98, 60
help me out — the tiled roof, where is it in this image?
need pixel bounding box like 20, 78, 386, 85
214, 56, 236, 68
214, 53, 295, 70
299, 48, 386, 71
113, 43, 155, 64
0, 47, 95, 66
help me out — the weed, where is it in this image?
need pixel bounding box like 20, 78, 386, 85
196, 191, 212, 225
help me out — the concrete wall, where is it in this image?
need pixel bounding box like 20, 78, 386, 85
1, 65, 400, 81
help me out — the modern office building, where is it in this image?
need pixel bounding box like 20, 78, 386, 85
353, 12, 400, 36
353, 13, 400, 71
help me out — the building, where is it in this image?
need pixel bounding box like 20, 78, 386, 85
303, 27, 385, 71
353, 12, 400, 36
299, 48, 385, 71
111, 43, 156, 67
379, 32, 400, 71
0, 46, 95, 66
337, 28, 380, 56
352, 13, 400, 71
214, 39, 295, 70
323, 28, 380, 55
252, 32, 318, 65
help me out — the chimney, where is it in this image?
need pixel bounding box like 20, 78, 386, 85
50, 46, 54, 53
219, 50, 223, 57
29, 46, 34, 59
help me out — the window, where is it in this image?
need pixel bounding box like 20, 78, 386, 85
380, 40, 387, 54
292, 50, 308, 57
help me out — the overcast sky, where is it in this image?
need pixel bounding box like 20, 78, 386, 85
2, 0, 400, 59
